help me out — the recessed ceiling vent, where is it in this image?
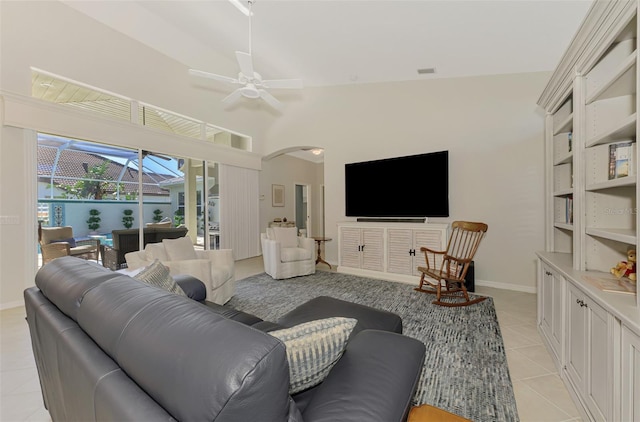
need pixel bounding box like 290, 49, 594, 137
417, 68, 436, 75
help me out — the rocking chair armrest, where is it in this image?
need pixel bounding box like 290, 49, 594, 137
444, 255, 472, 265
420, 248, 445, 270
419, 247, 444, 255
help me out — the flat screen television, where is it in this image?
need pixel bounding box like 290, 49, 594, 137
345, 150, 449, 218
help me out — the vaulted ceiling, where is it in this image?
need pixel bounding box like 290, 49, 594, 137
64, 0, 592, 88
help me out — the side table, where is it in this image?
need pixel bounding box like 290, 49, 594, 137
311, 237, 332, 269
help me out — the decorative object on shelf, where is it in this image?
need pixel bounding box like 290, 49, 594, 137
86, 209, 101, 234
608, 141, 633, 179
283, 217, 288, 222
610, 249, 636, 283
122, 209, 134, 229
272, 184, 285, 207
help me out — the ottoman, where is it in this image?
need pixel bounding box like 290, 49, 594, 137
277, 296, 403, 335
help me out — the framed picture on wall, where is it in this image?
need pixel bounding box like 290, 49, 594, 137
272, 184, 285, 207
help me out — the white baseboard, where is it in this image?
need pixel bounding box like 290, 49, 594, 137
1, 300, 25, 311
476, 279, 537, 294
337, 266, 537, 294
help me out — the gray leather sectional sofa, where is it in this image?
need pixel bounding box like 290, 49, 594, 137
25, 257, 426, 421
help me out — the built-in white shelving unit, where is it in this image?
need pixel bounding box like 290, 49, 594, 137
537, 2, 640, 421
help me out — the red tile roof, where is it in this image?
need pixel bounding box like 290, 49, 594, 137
37, 145, 172, 196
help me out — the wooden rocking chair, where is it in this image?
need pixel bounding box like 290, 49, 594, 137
415, 221, 488, 307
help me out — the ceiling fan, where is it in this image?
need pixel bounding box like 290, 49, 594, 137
189, 0, 302, 111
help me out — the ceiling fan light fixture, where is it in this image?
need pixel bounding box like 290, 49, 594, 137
240, 86, 260, 99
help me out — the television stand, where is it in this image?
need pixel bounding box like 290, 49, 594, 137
337, 221, 448, 285
356, 217, 426, 223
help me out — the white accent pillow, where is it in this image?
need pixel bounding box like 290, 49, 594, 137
162, 236, 197, 261
269, 317, 357, 394
133, 259, 186, 297
145, 243, 169, 262
272, 227, 298, 248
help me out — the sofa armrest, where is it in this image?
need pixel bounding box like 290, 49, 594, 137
195, 249, 235, 275
298, 236, 315, 253
173, 274, 207, 301
163, 259, 212, 286
302, 330, 426, 422
261, 237, 283, 264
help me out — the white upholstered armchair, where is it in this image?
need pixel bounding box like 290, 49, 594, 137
125, 236, 235, 305
261, 227, 316, 279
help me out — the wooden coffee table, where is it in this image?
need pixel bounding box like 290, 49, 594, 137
311, 237, 332, 269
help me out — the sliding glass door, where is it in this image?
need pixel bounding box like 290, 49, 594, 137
37, 133, 220, 267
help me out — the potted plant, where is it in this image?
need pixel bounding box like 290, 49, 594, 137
87, 209, 101, 234
173, 209, 184, 227
153, 209, 163, 223
122, 209, 134, 229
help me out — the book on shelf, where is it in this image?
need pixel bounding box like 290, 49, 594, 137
553, 195, 573, 224
608, 141, 634, 180
582, 274, 637, 295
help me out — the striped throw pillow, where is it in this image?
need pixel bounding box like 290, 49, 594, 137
269, 317, 357, 394
134, 259, 187, 297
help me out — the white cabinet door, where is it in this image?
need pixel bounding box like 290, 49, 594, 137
340, 227, 362, 269
413, 229, 445, 276
387, 228, 446, 276
584, 297, 613, 422
361, 228, 384, 272
621, 325, 640, 422
387, 229, 413, 275
565, 282, 615, 422
539, 263, 563, 362
339, 227, 383, 271
566, 283, 587, 400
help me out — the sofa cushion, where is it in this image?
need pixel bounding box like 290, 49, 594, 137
51, 237, 77, 247
145, 243, 169, 261
281, 247, 313, 263
269, 317, 357, 394
163, 236, 197, 261
272, 227, 298, 248
134, 260, 187, 297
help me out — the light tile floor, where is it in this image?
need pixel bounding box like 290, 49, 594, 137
1, 257, 581, 421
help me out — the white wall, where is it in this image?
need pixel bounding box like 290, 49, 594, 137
0, 1, 272, 309
0, 0, 549, 309
262, 72, 549, 291
260, 155, 324, 236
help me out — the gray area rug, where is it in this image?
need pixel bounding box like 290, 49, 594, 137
228, 271, 519, 422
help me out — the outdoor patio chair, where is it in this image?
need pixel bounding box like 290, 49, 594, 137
38, 222, 100, 265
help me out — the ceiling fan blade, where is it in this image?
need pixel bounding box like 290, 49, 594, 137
222, 89, 244, 107
189, 68, 238, 85
262, 79, 303, 89
259, 89, 283, 111
235, 51, 254, 78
